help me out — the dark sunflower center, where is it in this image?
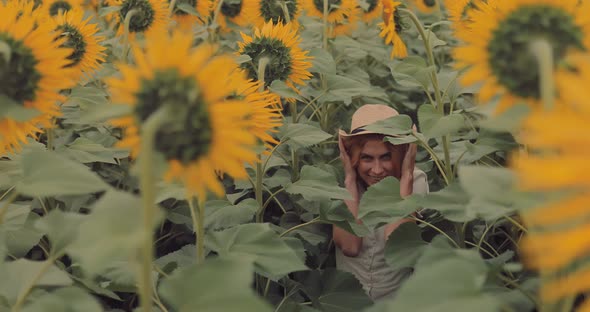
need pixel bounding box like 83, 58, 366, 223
171, 0, 197, 16
56, 24, 87, 67
487, 5, 584, 99
0, 35, 41, 104
221, 0, 243, 18
239, 38, 292, 88
259, 0, 297, 25
363, 0, 378, 13
423, 0, 435, 7
120, 0, 156, 33
49, 1, 72, 16
312, 0, 341, 13
134, 69, 212, 163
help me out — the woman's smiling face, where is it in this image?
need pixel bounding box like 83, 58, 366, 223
356, 139, 400, 186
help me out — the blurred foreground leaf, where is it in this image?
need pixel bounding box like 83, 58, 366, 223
286, 166, 351, 201
159, 257, 272, 312
21, 287, 102, 312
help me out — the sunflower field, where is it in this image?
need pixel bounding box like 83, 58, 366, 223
1, 0, 590, 310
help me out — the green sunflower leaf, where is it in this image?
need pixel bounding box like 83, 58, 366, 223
0, 95, 41, 122
158, 257, 272, 312
16, 149, 110, 197
282, 123, 332, 151
384, 222, 428, 270
418, 104, 466, 139
205, 223, 308, 280
269, 80, 305, 101
309, 48, 336, 74
176, 2, 199, 15
21, 287, 102, 312
286, 165, 352, 201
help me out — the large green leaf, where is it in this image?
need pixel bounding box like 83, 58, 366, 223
0, 95, 41, 121
269, 80, 304, 101
206, 223, 308, 280
0, 259, 72, 306
155, 244, 196, 274
417, 104, 466, 140
319, 201, 369, 237
158, 257, 272, 312
309, 48, 336, 74
300, 269, 373, 312
367, 237, 500, 312
478, 103, 530, 133
21, 287, 102, 312
67, 190, 164, 277
16, 149, 110, 197
2, 203, 42, 258
358, 177, 420, 228
282, 124, 332, 151
362, 115, 413, 137
389, 56, 435, 90
286, 166, 352, 201
35, 210, 85, 256
384, 223, 428, 270
57, 137, 128, 164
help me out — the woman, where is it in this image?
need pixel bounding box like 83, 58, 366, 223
334, 104, 429, 301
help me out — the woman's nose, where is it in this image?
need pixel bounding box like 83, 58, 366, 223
371, 162, 384, 174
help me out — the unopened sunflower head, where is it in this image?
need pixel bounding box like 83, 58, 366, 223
114, 0, 169, 39
302, 0, 361, 36
49, 9, 107, 80
170, 0, 211, 30
106, 31, 260, 199
253, 0, 300, 29
378, 0, 407, 59
0, 2, 75, 154
453, 0, 590, 113
237, 21, 312, 92
358, 0, 382, 23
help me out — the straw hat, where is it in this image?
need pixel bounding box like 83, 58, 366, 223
338, 104, 400, 140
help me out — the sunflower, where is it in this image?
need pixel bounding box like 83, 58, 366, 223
106, 31, 259, 199
170, 0, 211, 30
230, 74, 282, 145
453, 0, 590, 113
253, 0, 301, 29
358, 0, 381, 23
214, 0, 257, 32
49, 9, 106, 80
512, 52, 590, 307
113, 0, 169, 39
0, 2, 74, 154
237, 21, 312, 92
410, 0, 438, 13
444, 0, 484, 35
302, 0, 360, 36
378, 0, 407, 59
40, 0, 84, 16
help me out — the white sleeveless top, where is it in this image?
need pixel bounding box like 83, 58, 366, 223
335, 169, 429, 301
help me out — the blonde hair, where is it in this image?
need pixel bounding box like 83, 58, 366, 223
347, 134, 406, 180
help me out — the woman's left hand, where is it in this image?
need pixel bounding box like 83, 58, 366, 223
399, 126, 417, 198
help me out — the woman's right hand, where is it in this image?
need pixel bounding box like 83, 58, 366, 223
339, 135, 355, 181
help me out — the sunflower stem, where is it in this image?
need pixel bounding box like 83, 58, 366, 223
138, 107, 170, 312
278, 0, 291, 23
323, 0, 329, 49
46, 123, 55, 151
168, 0, 177, 16
401, 7, 453, 182
189, 197, 206, 263
0, 191, 18, 225
530, 39, 554, 111
209, 0, 225, 42
123, 8, 139, 58
255, 57, 271, 222
11, 256, 60, 312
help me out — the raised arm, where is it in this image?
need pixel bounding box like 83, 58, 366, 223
333, 135, 363, 257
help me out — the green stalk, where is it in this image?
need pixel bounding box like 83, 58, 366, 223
323, 0, 329, 50
188, 198, 206, 263
529, 39, 554, 110
168, 0, 177, 16
138, 107, 170, 312
278, 0, 291, 23
11, 257, 58, 312
279, 217, 320, 237
0, 191, 18, 224
254, 57, 270, 222
401, 8, 453, 182
123, 8, 139, 58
